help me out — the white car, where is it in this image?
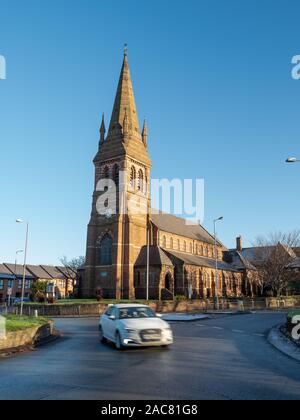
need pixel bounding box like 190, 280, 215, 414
99, 304, 174, 350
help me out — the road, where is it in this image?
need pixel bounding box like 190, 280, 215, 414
0, 312, 299, 400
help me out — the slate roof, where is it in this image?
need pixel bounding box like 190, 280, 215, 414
224, 251, 257, 271
56, 266, 77, 279
151, 211, 221, 246
26, 265, 53, 279
164, 250, 238, 272
3, 263, 35, 279
135, 246, 173, 267
40, 266, 66, 279
0, 264, 15, 279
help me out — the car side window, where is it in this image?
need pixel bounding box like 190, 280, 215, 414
105, 306, 113, 317
110, 307, 118, 319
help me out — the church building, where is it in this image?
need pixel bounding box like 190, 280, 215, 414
82, 50, 243, 300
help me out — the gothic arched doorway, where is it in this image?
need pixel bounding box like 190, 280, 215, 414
165, 273, 172, 291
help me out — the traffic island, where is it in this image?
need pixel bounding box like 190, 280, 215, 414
0, 315, 57, 356
268, 312, 300, 362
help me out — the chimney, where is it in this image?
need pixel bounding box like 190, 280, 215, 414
236, 236, 243, 252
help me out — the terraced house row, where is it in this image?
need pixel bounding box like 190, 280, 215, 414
0, 263, 76, 302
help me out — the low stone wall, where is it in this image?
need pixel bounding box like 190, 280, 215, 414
266, 296, 300, 309
0, 321, 54, 352
20, 298, 270, 317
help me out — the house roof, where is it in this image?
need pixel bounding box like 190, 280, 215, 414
56, 266, 77, 279
26, 265, 53, 279
40, 266, 66, 279
224, 250, 257, 271
3, 263, 35, 279
135, 246, 173, 267
0, 264, 15, 279
164, 250, 238, 272
151, 211, 221, 246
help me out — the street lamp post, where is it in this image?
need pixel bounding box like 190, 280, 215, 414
11, 250, 24, 307
214, 217, 223, 311
16, 219, 29, 317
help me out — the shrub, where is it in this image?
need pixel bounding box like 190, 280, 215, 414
35, 291, 46, 303
95, 288, 104, 302
175, 295, 187, 302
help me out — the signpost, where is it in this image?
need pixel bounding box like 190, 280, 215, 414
7, 287, 12, 307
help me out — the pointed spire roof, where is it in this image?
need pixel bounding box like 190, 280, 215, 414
107, 48, 141, 140
99, 113, 106, 144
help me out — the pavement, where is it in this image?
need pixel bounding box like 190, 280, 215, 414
0, 312, 300, 400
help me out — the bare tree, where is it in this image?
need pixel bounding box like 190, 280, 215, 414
253, 231, 300, 297
60, 256, 85, 296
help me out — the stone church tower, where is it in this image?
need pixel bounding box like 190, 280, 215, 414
83, 50, 151, 299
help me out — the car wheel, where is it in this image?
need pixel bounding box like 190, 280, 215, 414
99, 327, 107, 344
115, 331, 124, 351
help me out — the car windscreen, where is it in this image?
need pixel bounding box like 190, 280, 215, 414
119, 307, 156, 319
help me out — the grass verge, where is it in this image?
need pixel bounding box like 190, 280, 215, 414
3, 315, 49, 332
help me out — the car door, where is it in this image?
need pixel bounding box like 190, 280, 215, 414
106, 307, 118, 341
101, 306, 113, 338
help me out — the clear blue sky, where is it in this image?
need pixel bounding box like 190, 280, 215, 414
0, 0, 299, 265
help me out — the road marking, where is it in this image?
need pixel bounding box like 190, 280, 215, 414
253, 333, 265, 337
232, 330, 244, 333
213, 326, 224, 330
196, 324, 207, 327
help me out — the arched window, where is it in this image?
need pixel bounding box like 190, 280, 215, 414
130, 166, 136, 189
177, 239, 180, 251
170, 238, 174, 249
113, 164, 120, 187
165, 273, 171, 290
189, 243, 193, 253
200, 245, 203, 256
183, 241, 187, 252
195, 244, 198, 255
99, 234, 113, 266
162, 236, 167, 248
103, 166, 110, 179
138, 169, 144, 192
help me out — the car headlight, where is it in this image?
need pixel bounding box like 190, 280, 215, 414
125, 328, 137, 333
163, 328, 173, 336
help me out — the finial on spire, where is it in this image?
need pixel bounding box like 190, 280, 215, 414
100, 113, 106, 144
142, 118, 148, 147
124, 43, 128, 57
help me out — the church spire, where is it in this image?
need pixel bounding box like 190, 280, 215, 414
99, 113, 106, 145
107, 46, 141, 140
123, 108, 129, 136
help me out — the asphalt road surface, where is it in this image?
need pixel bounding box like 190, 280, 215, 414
0, 312, 300, 400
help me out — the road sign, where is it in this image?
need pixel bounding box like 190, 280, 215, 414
7, 288, 12, 296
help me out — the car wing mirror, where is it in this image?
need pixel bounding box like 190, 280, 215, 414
156, 314, 162, 318
109, 315, 116, 320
